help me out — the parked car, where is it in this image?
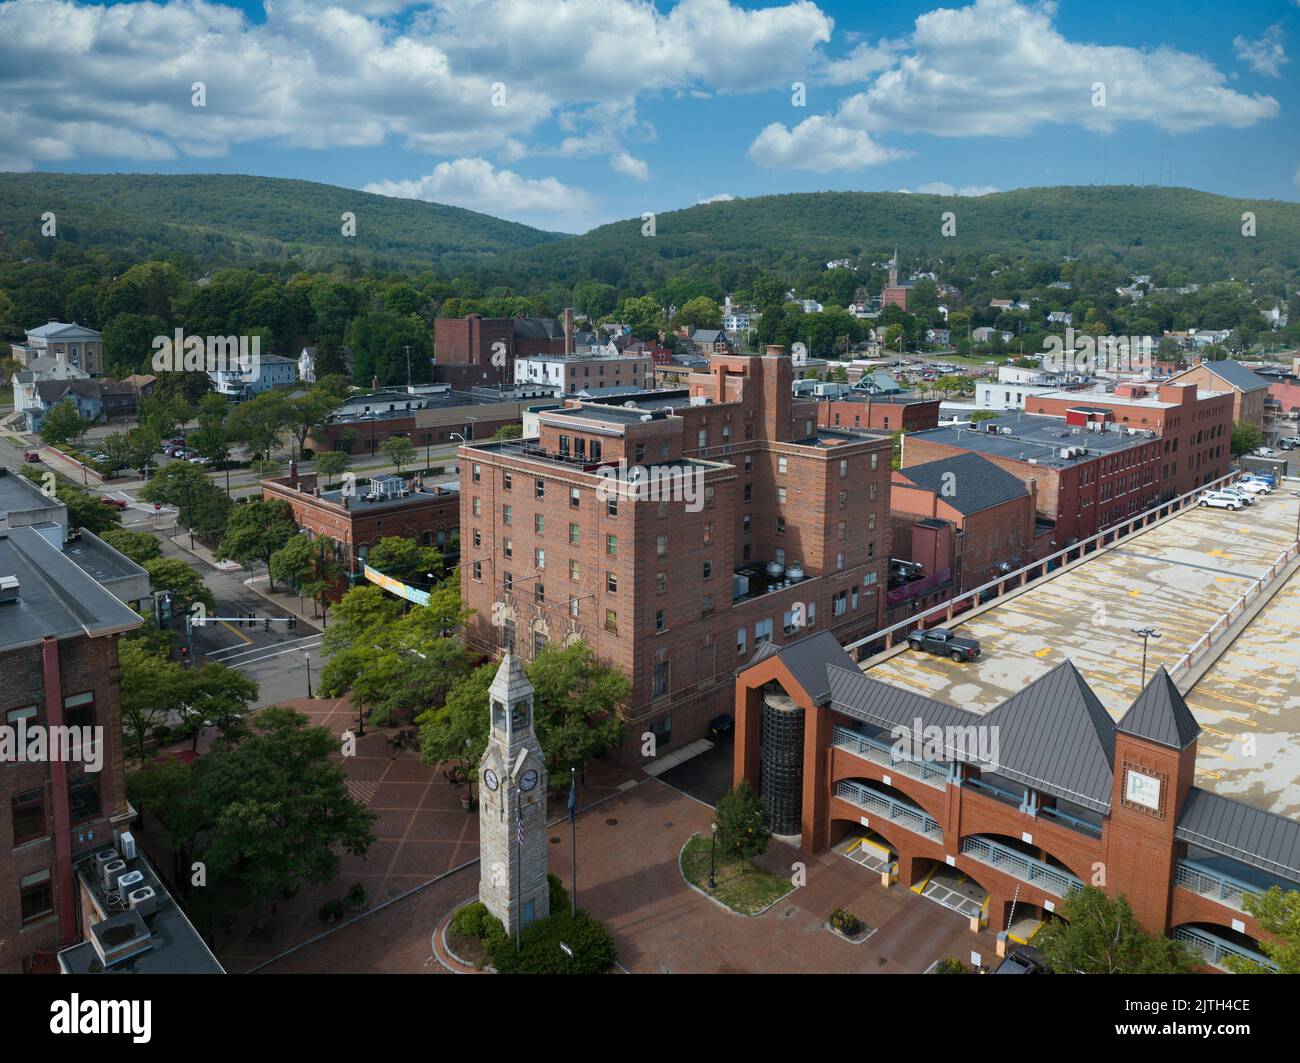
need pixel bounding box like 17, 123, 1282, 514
1218, 486, 1255, 505
98, 497, 128, 510
1234, 479, 1271, 495
907, 627, 981, 662
1255, 447, 1277, 458
1241, 472, 1277, 487
1199, 491, 1245, 511
993, 946, 1048, 974
22, 451, 40, 463
707, 714, 734, 741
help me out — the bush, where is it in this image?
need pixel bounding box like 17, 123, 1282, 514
548, 873, 569, 914
492, 908, 617, 975
933, 956, 966, 974
452, 901, 492, 939
828, 907, 863, 936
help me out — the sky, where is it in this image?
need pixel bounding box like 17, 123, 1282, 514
2, 0, 1298, 233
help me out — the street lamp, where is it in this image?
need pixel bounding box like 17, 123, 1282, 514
1132, 627, 1161, 687
304, 650, 312, 699
709, 822, 718, 890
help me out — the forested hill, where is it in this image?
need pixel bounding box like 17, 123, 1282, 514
0, 172, 564, 270
482, 186, 1300, 288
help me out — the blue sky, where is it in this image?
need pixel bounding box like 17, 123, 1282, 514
3, 0, 1298, 232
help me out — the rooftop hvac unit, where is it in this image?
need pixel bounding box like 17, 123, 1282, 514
94, 849, 120, 881
101, 859, 127, 892
1059, 447, 1073, 459
116, 869, 145, 894
115, 831, 137, 860
128, 886, 158, 918
0, 575, 18, 604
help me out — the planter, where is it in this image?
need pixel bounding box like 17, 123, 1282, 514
460, 793, 475, 813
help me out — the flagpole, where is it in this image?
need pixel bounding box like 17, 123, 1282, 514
515, 785, 522, 952
569, 767, 577, 918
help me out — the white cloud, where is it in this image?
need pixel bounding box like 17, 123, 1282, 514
1234, 25, 1289, 78
820, 40, 900, 86
911, 182, 999, 196
696, 193, 735, 204
610, 151, 650, 180
363, 158, 594, 219
0, 0, 832, 174
749, 116, 909, 172
760, 0, 1280, 168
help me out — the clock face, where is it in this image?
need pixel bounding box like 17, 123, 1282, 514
483, 768, 500, 791
1125, 769, 1161, 811
520, 768, 539, 792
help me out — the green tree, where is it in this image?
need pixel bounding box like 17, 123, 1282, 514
1225, 887, 1300, 973
379, 434, 415, 473
365, 536, 443, 584
143, 557, 216, 615
492, 424, 523, 441
52, 482, 121, 536
676, 295, 722, 332
315, 449, 351, 488
282, 388, 337, 460
1231, 420, 1263, 457
119, 638, 191, 764
102, 529, 162, 564
1034, 887, 1194, 974
219, 499, 297, 589
226, 390, 288, 472
39, 398, 94, 446
714, 780, 770, 860
174, 662, 259, 751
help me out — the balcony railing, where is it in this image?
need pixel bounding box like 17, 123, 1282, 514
1039, 804, 1104, 838
1171, 926, 1276, 972
831, 726, 948, 790
834, 779, 943, 841
1175, 860, 1260, 914
960, 836, 1083, 898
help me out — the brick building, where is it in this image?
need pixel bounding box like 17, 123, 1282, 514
1166, 359, 1269, 430
433, 313, 572, 389
815, 392, 941, 434
1024, 380, 1233, 500
904, 412, 1169, 548
881, 249, 910, 311
889, 452, 1051, 601
0, 525, 140, 973
733, 631, 1296, 970
459, 348, 894, 753
262, 464, 459, 573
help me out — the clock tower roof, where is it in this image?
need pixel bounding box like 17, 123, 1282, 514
490, 651, 533, 705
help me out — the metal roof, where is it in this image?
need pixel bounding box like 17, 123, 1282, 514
739, 629, 853, 705
894, 452, 1028, 515
978, 660, 1116, 813
1192, 360, 1270, 393
1176, 787, 1300, 884
1117, 667, 1201, 750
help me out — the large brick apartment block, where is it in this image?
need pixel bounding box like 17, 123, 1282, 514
815, 392, 941, 434
434, 314, 571, 389
0, 526, 139, 973
459, 348, 894, 753
904, 411, 1171, 548
1024, 380, 1233, 500
735, 631, 1298, 971
262, 464, 459, 573
1165, 359, 1269, 430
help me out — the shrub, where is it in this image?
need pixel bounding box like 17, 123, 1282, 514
828, 907, 863, 936
452, 901, 491, 939
346, 882, 368, 910
933, 956, 966, 974
491, 908, 617, 975
548, 873, 569, 914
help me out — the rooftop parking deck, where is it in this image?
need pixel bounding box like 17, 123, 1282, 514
862, 486, 1300, 813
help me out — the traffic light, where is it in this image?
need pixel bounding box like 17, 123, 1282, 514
264, 618, 270, 632
287, 616, 297, 630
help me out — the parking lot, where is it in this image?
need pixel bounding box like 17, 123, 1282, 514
865, 485, 1300, 806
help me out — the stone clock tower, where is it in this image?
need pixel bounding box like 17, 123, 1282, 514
477, 653, 550, 936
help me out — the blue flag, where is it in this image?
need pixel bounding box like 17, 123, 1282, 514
567, 772, 577, 822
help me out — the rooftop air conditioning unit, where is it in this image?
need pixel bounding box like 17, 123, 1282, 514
116, 869, 146, 895
116, 831, 137, 860
1060, 447, 1073, 459
94, 849, 120, 881
101, 859, 127, 892
128, 886, 158, 918
0, 575, 18, 604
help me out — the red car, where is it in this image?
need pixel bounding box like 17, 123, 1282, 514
22, 451, 40, 463
99, 497, 129, 510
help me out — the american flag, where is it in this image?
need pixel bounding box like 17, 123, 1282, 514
516, 800, 525, 847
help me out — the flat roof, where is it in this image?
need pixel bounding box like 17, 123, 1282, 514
0, 526, 144, 650
62, 529, 150, 587
0, 468, 63, 519
316, 482, 459, 512
908, 412, 1155, 467
862, 487, 1300, 818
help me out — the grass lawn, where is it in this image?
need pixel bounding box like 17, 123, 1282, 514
679, 834, 794, 916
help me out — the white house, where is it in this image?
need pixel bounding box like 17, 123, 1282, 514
208, 353, 298, 400
12, 321, 104, 375
513, 351, 652, 395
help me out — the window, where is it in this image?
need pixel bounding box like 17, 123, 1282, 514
472, 463, 481, 483
702, 560, 713, 579
501, 619, 517, 652
605, 609, 619, 634
657, 500, 669, 518
472, 497, 481, 516
836, 552, 845, 571
20, 870, 53, 926
569, 523, 580, 545
569, 596, 580, 618
534, 548, 545, 570
655, 609, 665, 632
775, 517, 786, 535
535, 479, 545, 499
533, 630, 548, 657
606, 571, 618, 593
778, 456, 788, 474
833, 590, 848, 616
704, 485, 715, 507
12, 789, 46, 845
569, 559, 580, 581
534, 581, 545, 603
736, 626, 747, 656
754, 618, 773, 644
656, 535, 668, 558
742, 514, 752, 533
503, 471, 512, 490
606, 498, 618, 517
697, 429, 708, 448
503, 571, 513, 592
606, 533, 618, 557
650, 713, 672, 745
68, 775, 100, 824
703, 522, 714, 545
777, 487, 787, 505
652, 659, 670, 698
871, 452, 880, 470
656, 572, 667, 594
868, 512, 877, 531
534, 514, 545, 534
744, 455, 753, 472
868, 483, 877, 501
838, 521, 846, 541
743, 484, 753, 503
570, 487, 580, 508
851, 586, 860, 610
503, 537, 513, 559
472, 529, 482, 548
64, 692, 94, 730
839, 459, 848, 478
839, 490, 847, 509
701, 595, 713, 616
634, 444, 645, 462
6, 706, 38, 756
472, 560, 482, 580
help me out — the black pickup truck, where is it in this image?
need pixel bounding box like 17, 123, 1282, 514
906, 627, 981, 662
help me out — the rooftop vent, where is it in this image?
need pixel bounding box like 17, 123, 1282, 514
89, 909, 154, 969
0, 575, 18, 604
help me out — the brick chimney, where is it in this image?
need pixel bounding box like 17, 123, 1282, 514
564, 307, 574, 356
287, 459, 298, 489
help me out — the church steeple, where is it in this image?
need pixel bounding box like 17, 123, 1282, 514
478, 653, 550, 935
888, 247, 899, 288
